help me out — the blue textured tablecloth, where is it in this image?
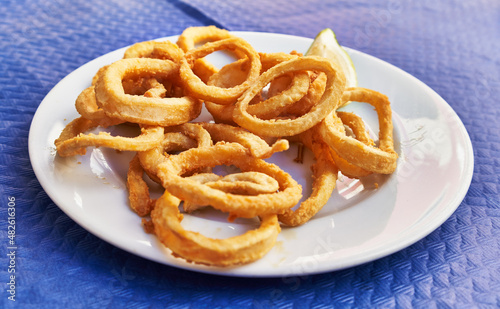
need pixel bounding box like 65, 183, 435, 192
1, 0, 499, 307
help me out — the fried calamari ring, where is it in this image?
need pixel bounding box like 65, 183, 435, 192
152, 191, 281, 266
176, 26, 247, 83
204, 59, 255, 125
94, 58, 202, 126
123, 40, 184, 63
233, 56, 346, 137
156, 142, 302, 219
207, 58, 250, 89
181, 173, 225, 213
127, 155, 157, 217
259, 52, 300, 72
183, 171, 280, 213
180, 37, 262, 104
130, 124, 212, 212
137, 123, 213, 183
75, 86, 110, 121
337, 111, 374, 146
196, 171, 279, 195
278, 127, 339, 226
55, 117, 164, 157
328, 111, 373, 179
121, 76, 183, 99
320, 87, 398, 174
128, 129, 204, 217
139, 132, 199, 185
199, 122, 289, 159
281, 72, 327, 117
177, 26, 237, 52
54, 117, 121, 155
96, 60, 171, 100
204, 52, 304, 124
91, 65, 109, 86
125, 125, 220, 218
142, 78, 168, 98
244, 71, 310, 120
185, 172, 279, 197
75, 83, 166, 122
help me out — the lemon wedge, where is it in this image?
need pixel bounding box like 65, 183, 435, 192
306, 28, 357, 88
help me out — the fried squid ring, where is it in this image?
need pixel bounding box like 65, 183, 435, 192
205, 58, 260, 125
328, 111, 373, 179
204, 59, 255, 125
94, 58, 202, 126
207, 58, 251, 88
139, 132, 198, 185
199, 122, 289, 159
179, 37, 262, 104
281, 71, 328, 117
337, 111, 374, 146
129, 123, 212, 214
123, 40, 184, 63
127, 155, 157, 217
204, 52, 304, 124
137, 123, 212, 182
320, 87, 398, 174
55, 117, 120, 155
152, 191, 281, 266
204, 172, 278, 195
142, 78, 168, 98
75, 86, 111, 121
156, 142, 302, 219
183, 171, 280, 213
75, 84, 162, 123
233, 56, 346, 137
177, 26, 237, 52
91, 65, 109, 86
259, 52, 300, 72
55, 117, 164, 157
278, 127, 339, 226
245, 71, 310, 120
121, 76, 181, 99
176, 26, 247, 83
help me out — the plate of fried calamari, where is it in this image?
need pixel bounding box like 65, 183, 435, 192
29, 26, 473, 277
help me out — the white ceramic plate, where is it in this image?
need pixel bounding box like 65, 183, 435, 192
29, 31, 473, 277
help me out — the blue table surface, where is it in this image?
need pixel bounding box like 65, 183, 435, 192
1, 0, 499, 308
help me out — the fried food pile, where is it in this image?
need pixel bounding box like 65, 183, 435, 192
54, 26, 398, 267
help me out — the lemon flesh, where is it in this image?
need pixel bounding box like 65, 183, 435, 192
306, 28, 357, 88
